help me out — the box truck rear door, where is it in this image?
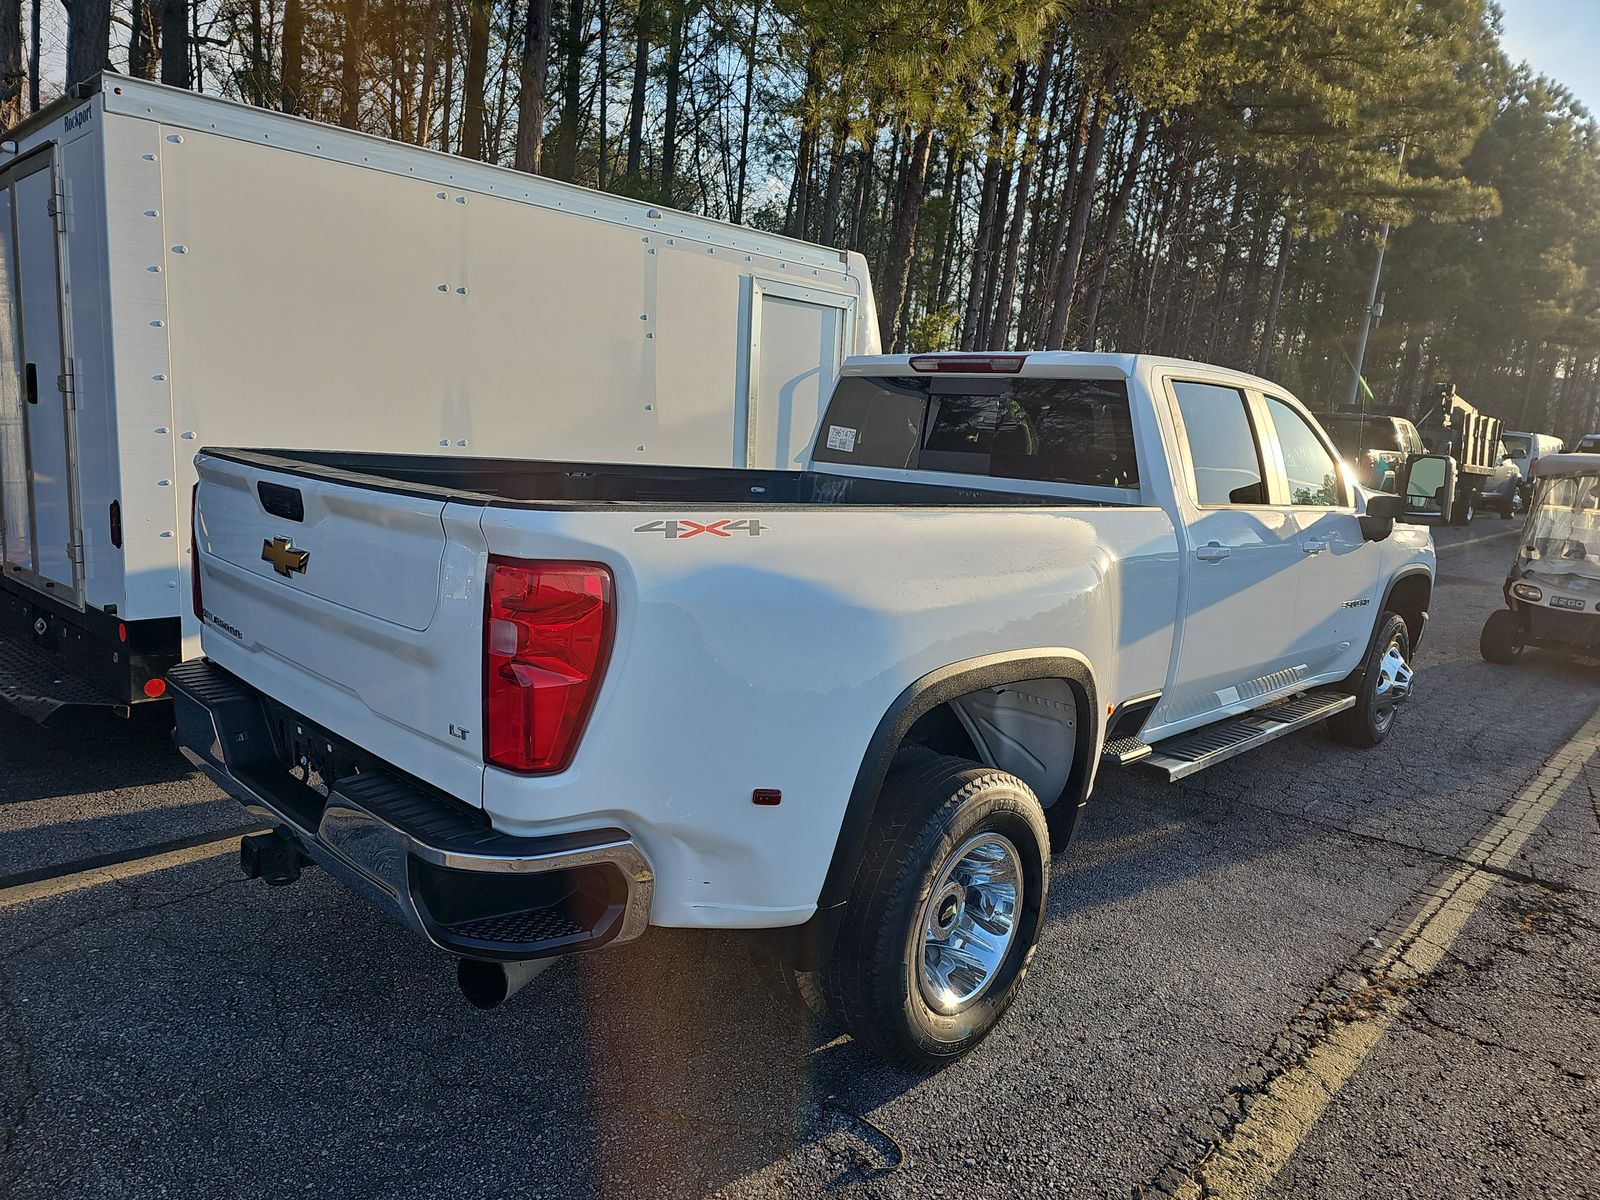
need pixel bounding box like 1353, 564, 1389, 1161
0, 149, 83, 607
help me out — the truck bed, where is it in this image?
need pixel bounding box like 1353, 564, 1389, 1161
206, 449, 1124, 509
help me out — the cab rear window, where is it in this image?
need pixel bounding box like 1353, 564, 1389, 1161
813, 375, 1139, 490
1318, 415, 1403, 453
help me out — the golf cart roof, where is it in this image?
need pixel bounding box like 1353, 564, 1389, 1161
1532, 453, 1600, 479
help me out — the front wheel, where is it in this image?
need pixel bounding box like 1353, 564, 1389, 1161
822, 754, 1049, 1069
1480, 609, 1524, 664
1329, 612, 1414, 748
1451, 494, 1476, 526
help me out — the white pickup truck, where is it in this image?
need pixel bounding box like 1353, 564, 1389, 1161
172, 352, 1436, 1067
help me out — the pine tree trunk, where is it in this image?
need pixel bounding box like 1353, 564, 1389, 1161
1205, 171, 1247, 357
514, 0, 553, 172
460, 1, 491, 158
1255, 220, 1293, 377
597, 0, 609, 185
126, 0, 153, 81
0, 0, 21, 130
339, 0, 364, 127
848, 133, 873, 251
487, 9, 517, 157
440, 8, 457, 153
878, 125, 933, 351
1045, 64, 1118, 350
960, 145, 1003, 350
991, 47, 1056, 350
933, 150, 965, 316
660, 2, 687, 195
1081, 111, 1151, 350
415, 0, 444, 142
1232, 196, 1273, 368
553, 0, 585, 179
65, 0, 111, 89
281, 0, 305, 112
1033, 86, 1091, 347
818, 122, 848, 246
25, 0, 38, 111
786, 44, 820, 237
626, 0, 651, 177
732, 0, 759, 222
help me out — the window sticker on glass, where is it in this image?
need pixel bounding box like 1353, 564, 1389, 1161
827, 424, 858, 453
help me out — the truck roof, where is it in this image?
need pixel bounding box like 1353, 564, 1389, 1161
1533, 452, 1600, 479
841, 351, 1292, 395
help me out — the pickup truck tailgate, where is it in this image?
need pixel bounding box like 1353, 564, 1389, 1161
192, 453, 487, 803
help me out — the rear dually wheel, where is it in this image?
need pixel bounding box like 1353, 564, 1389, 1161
822, 754, 1049, 1069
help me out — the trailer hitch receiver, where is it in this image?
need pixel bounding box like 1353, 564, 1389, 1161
240, 830, 313, 886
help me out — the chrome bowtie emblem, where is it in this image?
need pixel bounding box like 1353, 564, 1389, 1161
261, 536, 310, 577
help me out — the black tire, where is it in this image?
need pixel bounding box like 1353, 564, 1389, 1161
1480, 608, 1524, 664
1329, 612, 1413, 748
1451, 494, 1476, 526
821, 754, 1048, 1069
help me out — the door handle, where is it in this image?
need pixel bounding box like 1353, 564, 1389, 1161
1195, 542, 1231, 562
1301, 540, 1327, 555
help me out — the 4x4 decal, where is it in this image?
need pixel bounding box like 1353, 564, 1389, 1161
633, 519, 767, 539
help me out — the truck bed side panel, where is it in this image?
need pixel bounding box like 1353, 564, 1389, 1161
475, 504, 1179, 927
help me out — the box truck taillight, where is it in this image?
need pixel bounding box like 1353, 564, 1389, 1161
484, 558, 614, 774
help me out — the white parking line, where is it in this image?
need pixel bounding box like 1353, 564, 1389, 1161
1437, 527, 1520, 552
1174, 705, 1600, 1200
0, 836, 239, 910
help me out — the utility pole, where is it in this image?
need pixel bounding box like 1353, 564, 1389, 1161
1344, 139, 1408, 410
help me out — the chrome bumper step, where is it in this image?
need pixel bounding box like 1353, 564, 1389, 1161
1138, 690, 1355, 782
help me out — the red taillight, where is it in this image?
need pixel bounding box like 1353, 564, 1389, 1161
190, 483, 203, 621
143, 678, 167, 699
483, 558, 614, 774
908, 353, 1027, 374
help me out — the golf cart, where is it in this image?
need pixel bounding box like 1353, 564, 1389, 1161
1481, 453, 1600, 663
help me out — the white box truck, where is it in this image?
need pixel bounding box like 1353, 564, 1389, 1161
0, 75, 877, 719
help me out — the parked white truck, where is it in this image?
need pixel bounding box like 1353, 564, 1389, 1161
0, 75, 874, 720
173, 352, 1437, 1067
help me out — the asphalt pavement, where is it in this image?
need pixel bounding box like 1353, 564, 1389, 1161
1, 518, 1596, 1199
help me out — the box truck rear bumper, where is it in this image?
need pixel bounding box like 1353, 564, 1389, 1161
0, 580, 180, 719
0, 634, 125, 722
168, 659, 654, 962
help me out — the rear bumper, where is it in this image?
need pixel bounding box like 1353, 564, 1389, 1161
0, 579, 180, 718
1519, 604, 1600, 652
169, 659, 653, 961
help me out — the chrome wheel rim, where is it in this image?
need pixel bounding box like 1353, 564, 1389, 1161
1372, 637, 1413, 729
918, 833, 1023, 1014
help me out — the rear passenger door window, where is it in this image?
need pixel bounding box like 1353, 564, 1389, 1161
1265, 397, 1347, 507
1172, 381, 1267, 505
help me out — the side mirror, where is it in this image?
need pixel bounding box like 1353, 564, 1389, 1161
1360, 492, 1403, 541
1400, 453, 1455, 520
1366, 494, 1404, 519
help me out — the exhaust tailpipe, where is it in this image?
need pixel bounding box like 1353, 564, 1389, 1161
456, 956, 557, 1010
